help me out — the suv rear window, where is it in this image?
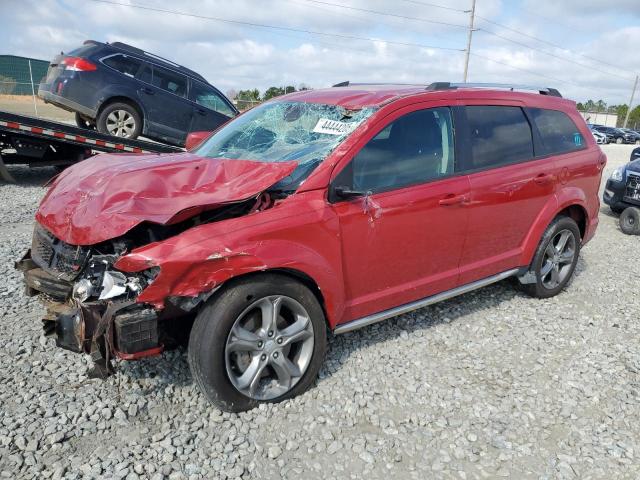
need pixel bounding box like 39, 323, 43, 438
102, 54, 142, 78
465, 106, 534, 170
529, 108, 585, 155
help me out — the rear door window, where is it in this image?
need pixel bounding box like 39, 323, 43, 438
190, 81, 235, 117
528, 108, 585, 155
102, 54, 142, 78
150, 65, 187, 97
464, 106, 534, 170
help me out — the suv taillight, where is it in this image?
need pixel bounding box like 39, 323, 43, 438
62, 57, 97, 72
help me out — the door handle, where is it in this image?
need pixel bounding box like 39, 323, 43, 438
142, 87, 154, 95
439, 194, 468, 206
534, 173, 553, 186
196, 108, 207, 116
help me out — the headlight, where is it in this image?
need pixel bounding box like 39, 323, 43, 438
611, 166, 624, 182
72, 279, 93, 302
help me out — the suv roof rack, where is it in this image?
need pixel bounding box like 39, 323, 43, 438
108, 42, 209, 84
426, 82, 562, 98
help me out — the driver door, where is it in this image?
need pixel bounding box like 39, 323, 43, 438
331, 105, 470, 322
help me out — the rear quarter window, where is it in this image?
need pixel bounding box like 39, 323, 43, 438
102, 54, 142, 78
528, 108, 585, 155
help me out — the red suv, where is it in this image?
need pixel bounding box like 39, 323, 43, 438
18, 82, 604, 411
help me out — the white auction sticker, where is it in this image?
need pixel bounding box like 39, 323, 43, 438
312, 118, 355, 135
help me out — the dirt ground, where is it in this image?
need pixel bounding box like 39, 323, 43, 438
0, 94, 74, 123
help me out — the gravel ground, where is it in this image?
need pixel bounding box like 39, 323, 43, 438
0, 145, 639, 480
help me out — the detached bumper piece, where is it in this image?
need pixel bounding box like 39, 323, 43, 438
16, 250, 163, 378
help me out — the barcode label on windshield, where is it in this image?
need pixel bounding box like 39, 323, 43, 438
313, 118, 355, 135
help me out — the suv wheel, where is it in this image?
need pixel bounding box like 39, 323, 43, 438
188, 274, 327, 412
520, 216, 581, 299
97, 102, 142, 139
616, 137, 624, 144
619, 207, 640, 235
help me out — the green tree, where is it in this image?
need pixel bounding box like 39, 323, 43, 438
263, 86, 285, 100
237, 88, 260, 101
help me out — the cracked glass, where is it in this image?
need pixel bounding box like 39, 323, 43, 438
195, 101, 376, 190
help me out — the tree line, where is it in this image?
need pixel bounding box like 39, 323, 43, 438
577, 100, 640, 128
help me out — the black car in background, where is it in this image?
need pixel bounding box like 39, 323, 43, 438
38, 41, 238, 146
619, 128, 640, 144
591, 125, 626, 144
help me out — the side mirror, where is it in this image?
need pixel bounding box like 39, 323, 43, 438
333, 185, 367, 200
185, 131, 213, 151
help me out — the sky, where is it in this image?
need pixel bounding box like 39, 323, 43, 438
1, 0, 639, 105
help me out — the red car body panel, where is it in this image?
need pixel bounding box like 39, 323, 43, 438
35, 152, 297, 245
35, 85, 604, 330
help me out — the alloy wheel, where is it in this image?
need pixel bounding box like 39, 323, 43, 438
540, 229, 576, 289
225, 295, 315, 400
105, 110, 136, 137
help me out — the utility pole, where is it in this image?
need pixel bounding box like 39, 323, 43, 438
463, 0, 477, 83
623, 74, 638, 128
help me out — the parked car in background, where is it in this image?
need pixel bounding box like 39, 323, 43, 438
590, 128, 607, 144
18, 82, 604, 411
619, 128, 640, 144
38, 40, 238, 146
591, 125, 626, 144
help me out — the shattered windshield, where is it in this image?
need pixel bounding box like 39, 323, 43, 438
195, 101, 376, 190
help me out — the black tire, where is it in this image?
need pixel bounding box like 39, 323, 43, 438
616, 137, 624, 144
520, 216, 581, 299
96, 102, 142, 139
619, 207, 640, 235
74, 112, 95, 130
188, 273, 327, 412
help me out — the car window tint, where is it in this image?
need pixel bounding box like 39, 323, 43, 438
137, 64, 152, 84
352, 107, 455, 193
465, 106, 533, 169
190, 81, 235, 117
529, 108, 585, 155
102, 54, 142, 77
150, 65, 187, 97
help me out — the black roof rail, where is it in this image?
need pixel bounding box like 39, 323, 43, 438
333, 81, 350, 87
108, 42, 209, 84
426, 82, 562, 98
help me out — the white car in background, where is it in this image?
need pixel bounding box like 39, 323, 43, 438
591, 129, 607, 144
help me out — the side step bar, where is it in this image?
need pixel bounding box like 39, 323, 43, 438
333, 268, 520, 335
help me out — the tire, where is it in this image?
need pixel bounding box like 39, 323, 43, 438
74, 112, 95, 130
616, 137, 624, 144
619, 207, 640, 235
188, 273, 327, 412
635, 139, 640, 145
96, 102, 142, 139
520, 216, 581, 299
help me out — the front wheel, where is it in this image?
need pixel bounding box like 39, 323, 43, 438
519, 216, 581, 299
188, 274, 327, 412
620, 207, 640, 235
616, 137, 624, 144
97, 102, 142, 139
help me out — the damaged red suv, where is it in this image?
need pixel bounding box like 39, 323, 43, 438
18, 82, 605, 412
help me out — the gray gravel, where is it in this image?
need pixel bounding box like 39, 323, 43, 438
1, 146, 639, 479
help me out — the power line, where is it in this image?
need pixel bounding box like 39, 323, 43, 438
395, 0, 469, 13
87, 0, 465, 52
475, 15, 635, 76
477, 27, 635, 82
300, 0, 469, 29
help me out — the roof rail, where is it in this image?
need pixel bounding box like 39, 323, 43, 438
108, 42, 209, 84
426, 82, 562, 98
333, 81, 350, 87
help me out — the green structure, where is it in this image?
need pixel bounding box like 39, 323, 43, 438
0, 55, 50, 95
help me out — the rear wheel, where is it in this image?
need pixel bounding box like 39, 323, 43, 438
619, 207, 640, 235
616, 137, 624, 144
519, 216, 581, 299
97, 102, 142, 139
188, 274, 327, 412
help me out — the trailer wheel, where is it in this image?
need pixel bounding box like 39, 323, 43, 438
619, 207, 640, 235
97, 102, 142, 139
75, 113, 95, 130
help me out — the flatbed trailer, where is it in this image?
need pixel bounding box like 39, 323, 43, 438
0, 110, 182, 182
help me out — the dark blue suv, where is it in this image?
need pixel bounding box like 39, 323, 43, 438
38, 41, 238, 146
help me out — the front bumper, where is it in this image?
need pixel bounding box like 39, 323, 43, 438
603, 177, 640, 211
16, 250, 163, 369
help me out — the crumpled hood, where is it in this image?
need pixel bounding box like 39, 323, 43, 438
36, 152, 297, 246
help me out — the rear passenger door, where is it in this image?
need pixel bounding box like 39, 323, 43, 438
457, 105, 560, 284
136, 64, 193, 145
